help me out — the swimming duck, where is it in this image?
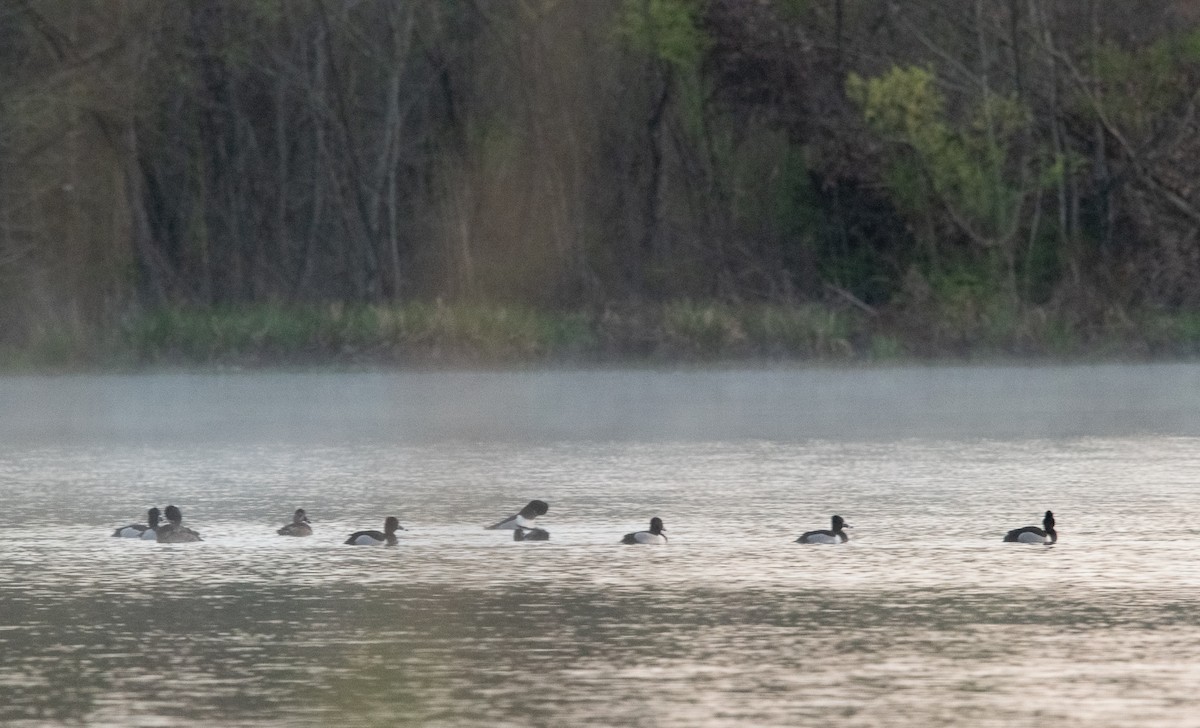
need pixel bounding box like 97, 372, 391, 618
277, 508, 312, 537
156, 505, 203, 543
140, 519, 161, 540
1003, 511, 1057, 544
513, 526, 550, 541
485, 500, 549, 530
345, 516, 404, 546
796, 515, 851, 544
113, 507, 161, 539
622, 517, 667, 545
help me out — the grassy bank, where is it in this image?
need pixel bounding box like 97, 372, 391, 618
6, 301, 1200, 371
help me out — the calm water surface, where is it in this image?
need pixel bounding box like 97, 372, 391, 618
3, 365, 1200, 726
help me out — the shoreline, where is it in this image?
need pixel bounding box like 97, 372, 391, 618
4, 301, 1200, 372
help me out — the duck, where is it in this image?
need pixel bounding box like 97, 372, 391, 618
345, 516, 404, 546
796, 515, 851, 544
140, 519, 161, 540
156, 504, 203, 543
1003, 511, 1057, 544
277, 508, 312, 537
485, 500, 549, 530
113, 507, 161, 539
513, 526, 550, 542
622, 517, 667, 545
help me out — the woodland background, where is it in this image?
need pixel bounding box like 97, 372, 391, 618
4, 0, 1200, 364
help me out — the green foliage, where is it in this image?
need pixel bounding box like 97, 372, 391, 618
616, 0, 712, 146
1141, 312, 1200, 355
109, 301, 878, 364
726, 123, 812, 237
847, 64, 1067, 315
617, 0, 710, 72
660, 302, 745, 353
868, 334, 905, 360
847, 66, 1036, 245
742, 304, 856, 357
847, 66, 945, 152
1020, 225, 1062, 305
16, 300, 1200, 367
1092, 28, 1200, 133
709, 116, 907, 306
10, 1, 1200, 364
0, 330, 87, 370
122, 303, 601, 364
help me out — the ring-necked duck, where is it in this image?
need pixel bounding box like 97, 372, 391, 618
113, 507, 161, 539
345, 516, 404, 546
277, 508, 312, 537
622, 517, 667, 545
156, 505, 202, 543
513, 526, 550, 541
485, 500, 549, 530
796, 515, 851, 544
1003, 511, 1057, 544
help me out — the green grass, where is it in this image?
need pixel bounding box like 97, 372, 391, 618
120, 303, 603, 365
7, 299, 1200, 370
112, 301, 878, 366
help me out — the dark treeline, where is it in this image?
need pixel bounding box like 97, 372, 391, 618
2, 0, 1200, 354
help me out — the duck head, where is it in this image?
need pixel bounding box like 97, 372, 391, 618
519, 500, 550, 518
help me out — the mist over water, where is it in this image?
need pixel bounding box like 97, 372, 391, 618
4, 363, 1200, 445
3, 364, 1200, 726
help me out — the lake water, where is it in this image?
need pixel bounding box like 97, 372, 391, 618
3, 365, 1200, 726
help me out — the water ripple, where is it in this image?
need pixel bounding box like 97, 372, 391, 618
3, 371, 1200, 726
